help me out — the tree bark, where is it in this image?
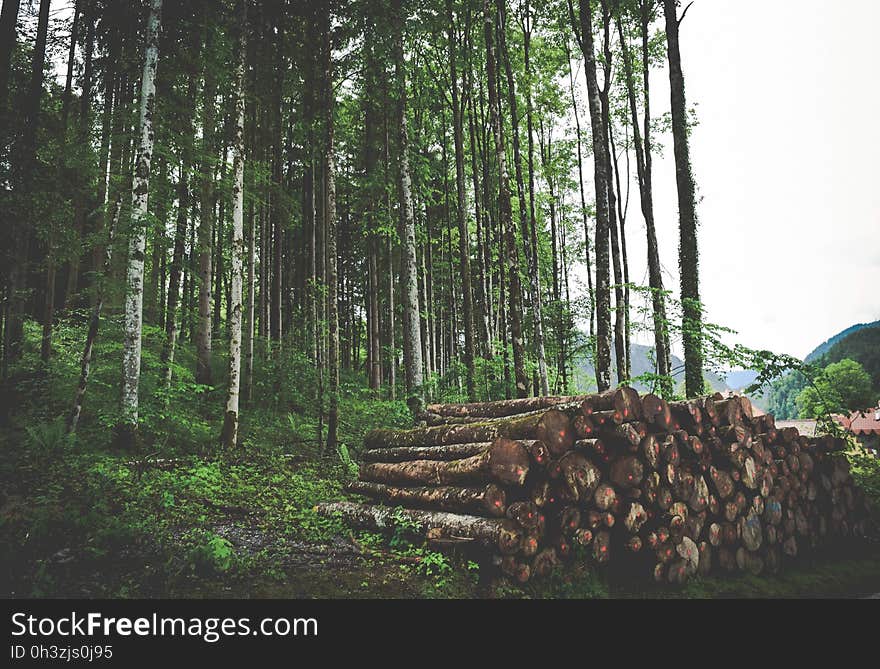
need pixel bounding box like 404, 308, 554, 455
220, 0, 246, 449
119, 0, 163, 442
663, 0, 703, 398
484, 0, 527, 398
571, 0, 612, 391
347, 481, 507, 517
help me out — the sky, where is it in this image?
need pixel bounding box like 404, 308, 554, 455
583, 0, 880, 361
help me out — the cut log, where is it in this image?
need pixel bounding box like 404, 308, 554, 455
316, 502, 523, 554
603, 422, 645, 450
364, 409, 574, 456
500, 556, 532, 583
625, 536, 643, 552
573, 414, 598, 438
689, 474, 710, 513
359, 438, 530, 487
667, 559, 689, 584
558, 451, 602, 502
593, 530, 612, 564
739, 510, 763, 552
677, 536, 700, 576
426, 395, 587, 418
575, 438, 606, 457
559, 506, 582, 534
360, 442, 491, 463
594, 483, 618, 511
574, 528, 594, 546
507, 501, 540, 529
707, 522, 722, 547
709, 466, 735, 500
641, 435, 661, 470
698, 541, 712, 576
581, 387, 640, 420
531, 548, 559, 578
609, 455, 645, 489
346, 481, 507, 517
669, 400, 704, 431
641, 393, 673, 430
623, 501, 649, 534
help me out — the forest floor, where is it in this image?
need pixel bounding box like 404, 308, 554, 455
2, 317, 880, 599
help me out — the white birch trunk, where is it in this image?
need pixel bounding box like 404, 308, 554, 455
120, 0, 162, 437
221, 0, 246, 448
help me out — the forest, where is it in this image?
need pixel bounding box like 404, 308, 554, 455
1, 0, 878, 599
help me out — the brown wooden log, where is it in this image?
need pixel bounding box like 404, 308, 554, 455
663, 462, 679, 487
346, 481, 507, 517
558, 451, 602, 502
317, 502, 523, 554
507, 500, 540, 529
642, 471, 661, 505
707, 522, 722, 547
499, 555, 532, 583
360, 442, 492, 463
677, 536, 700, 576
698, 396, 719, 426
718, 546, 736, 571
709, 466, 735, 500
425, 394, 588, 418
760, 470, 773, 498
574, 527, 594, 546
698, 541, 712, 576
575, 438, 606, 457
581, 387, 640, 420
593, 530, 612, 564
723, 500, 739, 523
661, 436, 680, 466
609, 455, 645, 489
708, 494, 720, 516
689, 474, 710, 513
668, 400, 704, 432
657, 486, 673, 510
711, 396, 744, 426
603, 422, 646, 450
573, 414, 598, 438
359, 438, 530, 487
594, 483, 618, 511
667, 559, 689, 584
739, 510, 763, 551
763, 497, 782, 526
641, 434, 661, 471
623, 501, 649, 534
531, 548, 559, 578
721, 522, 738, 546
556, 534, 572, 560
586, 510, 603, 530
640, 393, 672, 430
782, 535, 797, 557
602, 511, 616, 529
625, 535, 643, 552
559, 506, 582, 535
674, 469, 696, 504
531, 479, 550, 508
590, 408, 624, 427
521, 530, 540, 558
364, 409, 574, 456
735, 547, 763, 575
752, 494, 765, 516
653, 563, 667, 582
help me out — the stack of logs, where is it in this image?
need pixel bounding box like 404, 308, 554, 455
317, 389, 873, 585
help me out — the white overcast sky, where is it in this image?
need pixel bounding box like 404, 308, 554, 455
579, 0, 880, 361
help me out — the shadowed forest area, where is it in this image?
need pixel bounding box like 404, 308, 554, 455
0, 0, 877, 599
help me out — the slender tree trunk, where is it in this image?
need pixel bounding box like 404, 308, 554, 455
485, 0, 527, 398
609, 123, 631, 380
245, 194, 255, 403
616, 6, 671, 395
663, 0, 702, 397
221, 0, 246, 449
500, 2, 547, 398
68, 195, 123, 434
324, 7, 339, 451
571, 0, 611, 392
447, 0, 476, 400
0, 0, 21, 113
120, 0, 163, 444
196, 25, 216, 386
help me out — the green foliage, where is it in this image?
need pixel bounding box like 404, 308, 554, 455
795, 359, 875, 419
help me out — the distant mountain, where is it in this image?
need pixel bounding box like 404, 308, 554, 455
574, 343, 731, 394
725, 369, 759, 391
804, 320, 880, 363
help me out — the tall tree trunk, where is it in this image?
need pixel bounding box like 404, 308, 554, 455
221, 0, 246, 449
500, 1, 547, 398
196, 24, 216, 386
521, 2, 550, 396
0, 0, 21, 113
616, 5, 671, 395
120, 0, 163, 444
324, 6, 339, 451
484, 0, 527, 398
663, 0, 702, 397
68, 195, 123, 434
570, 0, 611, 392
599, 0, 626, 385
447, 0, 476, 400
609, 122, 631, 381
